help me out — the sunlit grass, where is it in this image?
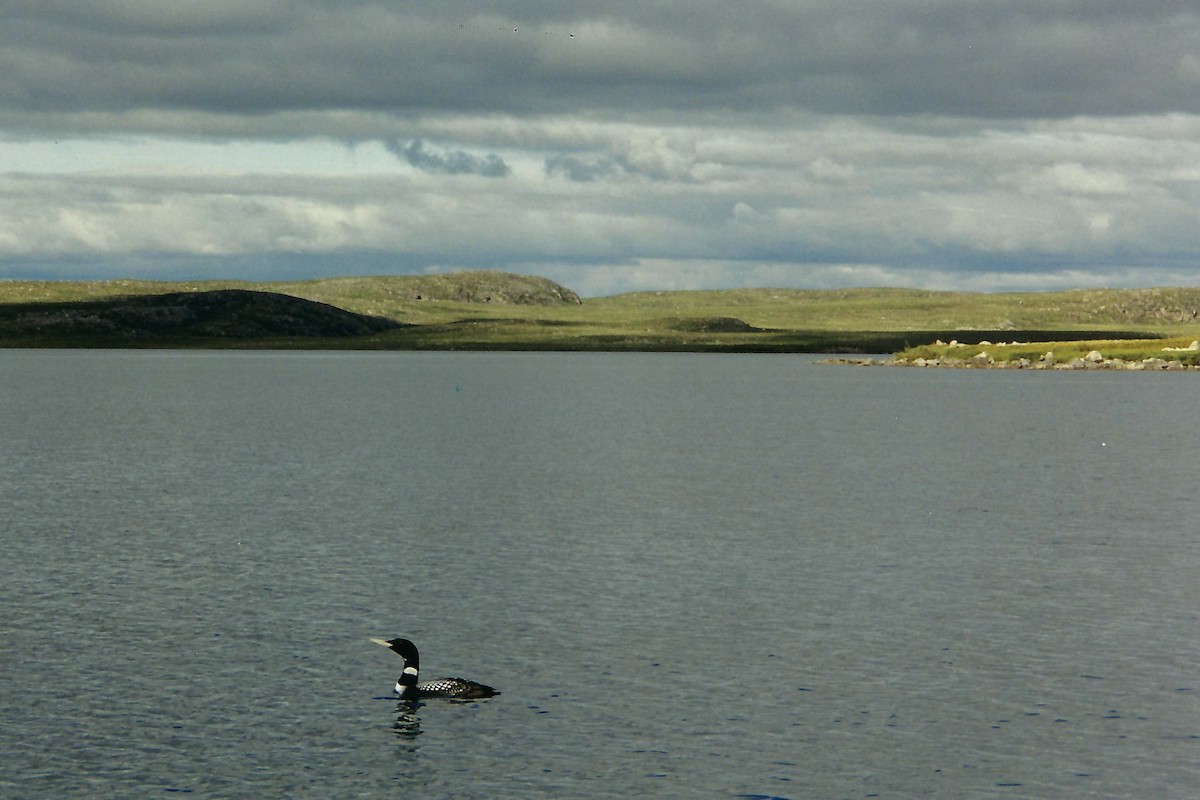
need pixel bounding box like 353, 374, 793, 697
4, 273, 1200, 352
898, 335, 1200, 367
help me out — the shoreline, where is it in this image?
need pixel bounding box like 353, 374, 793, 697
826, 350, 1200, 371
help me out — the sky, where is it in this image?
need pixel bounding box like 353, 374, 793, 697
2, 1, 1199, 297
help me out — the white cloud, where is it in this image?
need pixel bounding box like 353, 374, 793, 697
3, 110, 1200, 293
1033, 162, 1131, 195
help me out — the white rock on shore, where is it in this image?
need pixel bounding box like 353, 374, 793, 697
827, 353, 1197, 370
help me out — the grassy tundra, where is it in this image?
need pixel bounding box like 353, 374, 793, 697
2, 272, 1200, 353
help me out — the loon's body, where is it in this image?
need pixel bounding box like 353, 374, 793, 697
370, 637, 499, 699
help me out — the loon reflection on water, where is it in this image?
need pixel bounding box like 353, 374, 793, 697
370, 637, 499, 700
392, 704, 423, 739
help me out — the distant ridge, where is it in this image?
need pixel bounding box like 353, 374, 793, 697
0, 270, 582, 308
348, 271, 583, 305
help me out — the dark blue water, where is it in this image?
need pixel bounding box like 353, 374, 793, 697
2, 351, 1198, 798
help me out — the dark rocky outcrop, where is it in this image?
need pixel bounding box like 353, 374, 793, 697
0, 290, 404, 340
666, 316, 763, 333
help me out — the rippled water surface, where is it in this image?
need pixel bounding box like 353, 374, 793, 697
2, 350, 1198, 798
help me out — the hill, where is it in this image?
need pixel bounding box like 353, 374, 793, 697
0, 289, 403, 346
0, 271, 580, 315
2, 271, 1200, 351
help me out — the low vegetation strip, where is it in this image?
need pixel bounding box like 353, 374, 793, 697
827, 335, 1200, 370
1, 271, 1199, 352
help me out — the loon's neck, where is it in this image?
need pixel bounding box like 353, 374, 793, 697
396, 663, 420, 696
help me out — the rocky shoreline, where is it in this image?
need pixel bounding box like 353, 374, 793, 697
828, 341, 1200, 371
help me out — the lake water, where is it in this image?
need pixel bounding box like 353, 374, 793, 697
2, 350, 1198, 799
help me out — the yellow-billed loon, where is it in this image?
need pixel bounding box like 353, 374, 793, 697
371, 637, 499, 699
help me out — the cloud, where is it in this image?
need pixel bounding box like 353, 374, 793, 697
4, 112, 1200, 293
1030, 162, 1131, 196
545, 154, 620, 182
5, 1, 1200, 130
3, 2, 1200, 294
388, 140, 510, 178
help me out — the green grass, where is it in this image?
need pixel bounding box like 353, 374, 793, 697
3, 272, 1200, 352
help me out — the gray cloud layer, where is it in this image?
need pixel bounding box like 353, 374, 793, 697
2, 1, 1200, 293
6, 1, 1200, 127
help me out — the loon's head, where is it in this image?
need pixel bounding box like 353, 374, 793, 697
371, 637, 420, 666
371, 637, 421, 695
